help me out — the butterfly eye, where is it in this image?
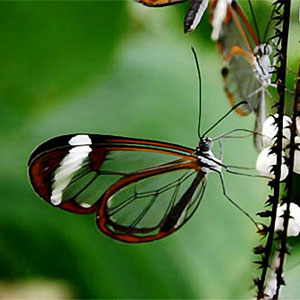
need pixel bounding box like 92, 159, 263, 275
197, 137, 212, 152
254, 46, 263, 57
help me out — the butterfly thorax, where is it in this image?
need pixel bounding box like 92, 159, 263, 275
194, 137, 222, 173
253, 44, 273, 87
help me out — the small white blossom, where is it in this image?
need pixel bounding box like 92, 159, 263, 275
256, 147, 288, 181
296, 116, 300, 136
294, 136, 300, 174
264, 269, 277, 299
275, 203, 300, 237
262, 114, 292, 148
265, 252, 282, 299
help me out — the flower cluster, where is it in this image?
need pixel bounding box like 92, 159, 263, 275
275, 203, 300, 237
255, 115, 300, 237
256, 114, 300, 181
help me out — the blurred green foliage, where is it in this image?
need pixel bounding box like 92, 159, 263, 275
0, 1, 300, 299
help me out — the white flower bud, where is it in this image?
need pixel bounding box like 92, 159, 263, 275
275, 203, 300, 237
265, 252, 282, 299
256, 147, 288, 181
296, 116, 300, 136
264, 269, 277, 299
262, 114, 292, 148
293, 136, 300, 174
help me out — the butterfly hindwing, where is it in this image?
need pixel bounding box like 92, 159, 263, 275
221, 49, 261, 116
98, 167, 206, 242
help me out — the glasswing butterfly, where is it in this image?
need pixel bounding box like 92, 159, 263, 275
28, 49, 258, 243
137, 0, 209, 33
212, 0, 276, 151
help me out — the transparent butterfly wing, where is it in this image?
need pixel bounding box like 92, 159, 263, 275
217, 1, 259, 57
215, 2, 263, 116
98, 168, 206, 242
222, 50, 261, 116
28, 134, 196, 214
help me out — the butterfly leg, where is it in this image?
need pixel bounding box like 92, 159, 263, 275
218, 140, 223, 161
265, 86, 294, 110
218, 172, 258, 228
244, 86, 263, 110
222, 164, 271, 179
253, 89, 267, 151
271, 54, 278, 73
266, 85, 277, 100
213, 128, 261, 141
268, 80, 294, 95
287, 65, 298, 75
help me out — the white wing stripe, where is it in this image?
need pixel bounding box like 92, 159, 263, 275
211, 0, 232, 41
190, 0, 209, 31
50, 144, 92, 205
69, 134, 92, 146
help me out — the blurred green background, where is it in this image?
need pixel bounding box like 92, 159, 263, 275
0, 1, 299, 299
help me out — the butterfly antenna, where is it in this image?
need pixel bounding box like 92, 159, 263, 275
263, 5, 276, 43
247, 0, 261, 44
191, 47, 202, 139
202, 101, 248, 137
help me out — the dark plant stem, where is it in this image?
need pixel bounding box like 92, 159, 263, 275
256, 0, 290, 299
274, 49, 300, 299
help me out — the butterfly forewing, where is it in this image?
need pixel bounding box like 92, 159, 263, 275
184, 0, 209, 33
138, 0, 208, 33
138, 0, 186, 7
216, 2, 258, 57
28, 134, 197, 216
215, 2, 261, 116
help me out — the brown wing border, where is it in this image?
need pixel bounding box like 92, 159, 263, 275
138, 0, 186, 7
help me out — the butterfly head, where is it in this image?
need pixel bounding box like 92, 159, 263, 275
196, 136, 213, 154
254, 44, 272, 58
